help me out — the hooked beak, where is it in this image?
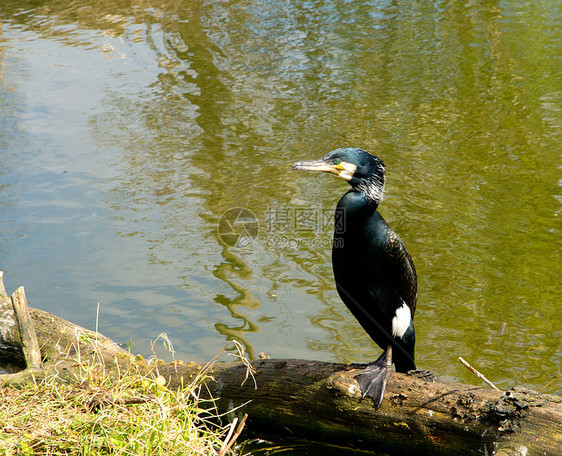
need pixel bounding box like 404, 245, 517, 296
292, 159, 340, 175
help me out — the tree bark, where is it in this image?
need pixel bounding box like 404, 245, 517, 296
1, 272, 560, 455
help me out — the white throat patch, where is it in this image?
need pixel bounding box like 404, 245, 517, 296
338, 162, 357, 181
391, 302, 411, 339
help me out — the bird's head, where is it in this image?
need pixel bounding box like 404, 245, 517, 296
293, 147, 386, 204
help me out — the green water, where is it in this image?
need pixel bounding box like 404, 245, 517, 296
0, 0, 559, 412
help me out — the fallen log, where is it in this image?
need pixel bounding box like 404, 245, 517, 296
1, 272, 560, 455
158, 359, 561, 456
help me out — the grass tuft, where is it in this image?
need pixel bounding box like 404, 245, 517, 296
0, 354, 241, 455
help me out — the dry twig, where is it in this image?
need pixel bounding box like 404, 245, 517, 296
459, 357, 500, 391
218, 413, 248, 456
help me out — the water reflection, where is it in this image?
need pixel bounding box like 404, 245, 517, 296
213, 248, 262, 359
0, 0, 560, 395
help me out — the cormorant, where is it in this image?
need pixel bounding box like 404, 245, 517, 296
293, 147, 417, 408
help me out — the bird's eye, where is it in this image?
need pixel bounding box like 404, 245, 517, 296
333, 159, 342, 165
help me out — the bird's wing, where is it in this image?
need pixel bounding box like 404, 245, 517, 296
382, 227, 418, 315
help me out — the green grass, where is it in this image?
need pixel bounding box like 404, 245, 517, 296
0, 357, 241, 455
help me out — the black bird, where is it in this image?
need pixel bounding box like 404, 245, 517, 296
293, 147, 417, 408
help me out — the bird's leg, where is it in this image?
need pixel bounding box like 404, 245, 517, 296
350, 350, 386, 369
355, 345, 394, 409
384, 345, 392, 369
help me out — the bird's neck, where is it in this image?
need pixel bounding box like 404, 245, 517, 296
338, 189, 379, 220
352, 177, 384, 208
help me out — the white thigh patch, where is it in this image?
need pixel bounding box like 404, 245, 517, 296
391, 302, 411, 339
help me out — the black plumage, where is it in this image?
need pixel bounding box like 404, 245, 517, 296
293, 147, 417, 407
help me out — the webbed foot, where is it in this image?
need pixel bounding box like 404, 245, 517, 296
355, 346, 393, 408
